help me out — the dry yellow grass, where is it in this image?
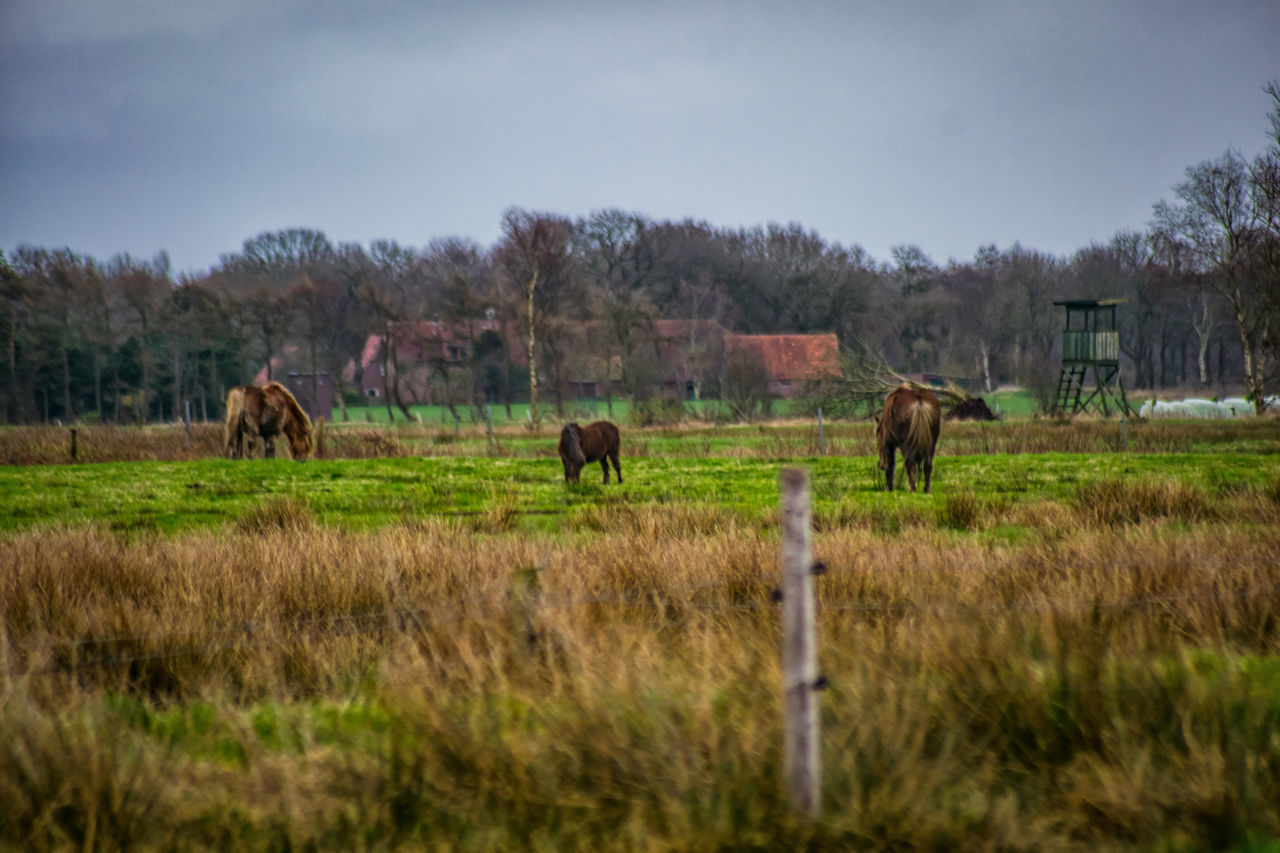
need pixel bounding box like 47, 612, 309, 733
3, 508, 1280, 848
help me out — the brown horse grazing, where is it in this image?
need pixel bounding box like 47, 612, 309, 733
875, 385, 941, 492
558, 421, 622, 484
224, 381, 314, 460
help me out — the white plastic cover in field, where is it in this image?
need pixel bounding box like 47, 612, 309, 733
1138, 396, 1278, 418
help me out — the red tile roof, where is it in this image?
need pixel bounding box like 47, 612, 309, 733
724, 333, 840, 381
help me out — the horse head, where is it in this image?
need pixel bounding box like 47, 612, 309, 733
559, 423, 586, 482
287, 424, 313, 460
265, 382, 313, 461
873, 410, 889, 468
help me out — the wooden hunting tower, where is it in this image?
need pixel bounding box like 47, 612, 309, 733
1051, 298, 1134, 416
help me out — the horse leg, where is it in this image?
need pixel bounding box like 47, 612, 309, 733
241, 418, 263, 459
883, 447, 895, 491
905, 454, 918, 492
600, 457, 610, 484
924, 435, 939, 494
610, 450, 622, 484
263, 436, 276, 459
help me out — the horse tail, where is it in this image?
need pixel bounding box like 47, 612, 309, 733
224, 387, 246, 457
904, 397, 940, 458
561, 423, 586, 465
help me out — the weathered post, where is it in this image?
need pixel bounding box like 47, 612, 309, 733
1120, 409, 1128, 452
69, 427, 78, 461
315, 417, 326, 459
817, 407, 825, 456
486, 404, 494, 455
509, 564, 542, 656
184, 399, 193, 445
780, 467, 820, 817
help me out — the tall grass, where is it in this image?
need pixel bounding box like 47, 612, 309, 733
4, 499, 1280, 849
3, 416, 1277, 465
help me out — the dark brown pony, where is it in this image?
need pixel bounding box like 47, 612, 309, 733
224, 381, 314, 460
875, 385, 941, 492
558, 421, 622, 484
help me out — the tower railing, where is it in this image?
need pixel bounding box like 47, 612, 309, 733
1061, 330, 1120, 363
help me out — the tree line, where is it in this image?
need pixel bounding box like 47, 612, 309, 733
3, 84, 1278, 424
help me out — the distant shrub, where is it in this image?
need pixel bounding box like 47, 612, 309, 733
629, 396, 687, 427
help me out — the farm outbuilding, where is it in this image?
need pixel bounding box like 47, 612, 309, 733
284, 372, 333, 422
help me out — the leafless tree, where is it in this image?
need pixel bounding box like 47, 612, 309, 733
1153, 148, 1274, 412
495, 208, 575, 428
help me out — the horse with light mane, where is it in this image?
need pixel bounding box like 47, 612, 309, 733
874, 385, 941, 492
224, 381, 314, 460
558, 421, 622, 484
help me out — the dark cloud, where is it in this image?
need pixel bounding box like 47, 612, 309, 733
3, 0, 1279, 274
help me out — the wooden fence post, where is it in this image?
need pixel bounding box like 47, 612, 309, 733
315, 417, 326, 459
69, 427, 78, 461
486, 405, 494, 455
817, 407, 825, 456
780, 467, 820, 817
510, 564, 542, 655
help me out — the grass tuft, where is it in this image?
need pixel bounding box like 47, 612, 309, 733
1072, 479, 1214, 527
936, 488, 984, 530
236, 495, 314, 534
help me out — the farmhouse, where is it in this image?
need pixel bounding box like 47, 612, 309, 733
316, 319, 842, 405
723, 333, 841, 398
352, 319, 525, 403
565, 321, 841, 401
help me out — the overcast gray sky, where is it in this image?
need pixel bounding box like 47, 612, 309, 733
2, 1, 1278, 276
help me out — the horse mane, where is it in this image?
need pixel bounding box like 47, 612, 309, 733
560, 422, 586, 464
264, 381, 313, 453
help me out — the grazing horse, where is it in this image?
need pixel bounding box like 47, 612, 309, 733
224, 381, 313, 460
944, 397, 998, 422
558, 421, 622, 484
875, 385, 941, 492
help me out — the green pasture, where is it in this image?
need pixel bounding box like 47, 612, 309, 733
3, 450, 1277, 536
984, 388, 1037, 417
330, 397, 719, 426
327, 388, 1041, 426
